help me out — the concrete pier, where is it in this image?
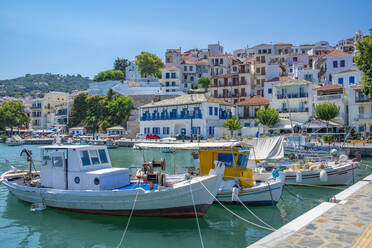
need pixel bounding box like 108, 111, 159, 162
249, 174, 372, 248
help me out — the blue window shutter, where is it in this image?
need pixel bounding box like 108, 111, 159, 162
349, 76, 355, 84
338, 77, 344, 85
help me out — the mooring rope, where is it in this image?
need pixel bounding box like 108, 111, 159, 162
116, 189, 140, 248
199, 181, 275, 231
189, 182, 205, 248
235, 195, 276, 231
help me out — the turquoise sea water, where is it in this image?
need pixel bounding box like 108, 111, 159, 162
0, 144, 371, 248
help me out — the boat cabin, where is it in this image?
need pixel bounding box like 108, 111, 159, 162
40, 145, 130, 190
198, 146, 255, 188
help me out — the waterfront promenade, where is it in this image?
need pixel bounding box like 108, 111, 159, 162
249, 174, 372, 247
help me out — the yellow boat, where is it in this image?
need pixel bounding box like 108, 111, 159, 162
134, 141, 285, 206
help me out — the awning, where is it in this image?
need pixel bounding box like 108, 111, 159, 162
133, 141, 249, 150
269, 118, 303, 130
304, 120, 343, 129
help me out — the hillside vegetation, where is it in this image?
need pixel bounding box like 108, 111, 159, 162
0, 73, 92, 97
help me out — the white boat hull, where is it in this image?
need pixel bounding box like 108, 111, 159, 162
284, 146, 330, 157
284, 162, 359, 186
1, 174, 221, 217
216, 180, 284, 205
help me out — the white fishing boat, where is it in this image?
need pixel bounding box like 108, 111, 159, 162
284, 135, 340, 158
1, 145, 225, 217
256, 153, 361, 186
105, 139, 119, 149
5, 135, 24, 146
134, 141, 285, 206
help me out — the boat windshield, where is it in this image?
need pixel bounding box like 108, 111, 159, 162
217, 153, 234, 168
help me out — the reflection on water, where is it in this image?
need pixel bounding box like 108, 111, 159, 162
0, 144, 371, 248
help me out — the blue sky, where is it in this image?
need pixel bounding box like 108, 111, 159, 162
0, 0, 371, 80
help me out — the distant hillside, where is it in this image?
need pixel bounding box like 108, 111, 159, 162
0, 73, 92, 97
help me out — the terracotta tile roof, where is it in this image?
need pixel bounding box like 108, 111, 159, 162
209, 54, 228, 57
321, 50, 353, 57
197, 59, 208, 64
163, 66, 179, 70
182, 59, 196, 65
273, 79, 311, 87
315, 84, 343, 91
266, 76, 292, 82
274, 43, 293, 46
333, 68, 359, 74
237, 97, 271, 106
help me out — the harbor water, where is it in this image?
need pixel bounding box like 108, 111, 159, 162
0, 144, 371, 248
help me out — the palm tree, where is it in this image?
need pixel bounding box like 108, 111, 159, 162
224, 117, 242, 138
256, 107, 280, 135
314, 102, 340, 133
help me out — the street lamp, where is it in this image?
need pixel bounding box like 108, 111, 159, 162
190, 109, 194, 143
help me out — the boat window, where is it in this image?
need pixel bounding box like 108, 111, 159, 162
98, 149, 108, 163
43, 149, 58, 160
89, 150, 100, 165
237, 153, 249, 168
80, 151, 91, 166
52, 156, 63, 167
217, 153, 234, 168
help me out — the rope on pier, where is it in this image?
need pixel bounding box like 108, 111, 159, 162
199, 181, 276, 232
116, 189, 140, 248
189, 182, 205, 248
235, 195, 276, 231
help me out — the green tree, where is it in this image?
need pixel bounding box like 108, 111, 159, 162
93, 70, 124, 82
114, 58, 130, 78
67, 93, 133, 133
314, 102, 340, 133
107, 88, 114, 101
67, 93, 88, 128
256, 107, 280, 134
198, 77, 210, 89
355, 33, 372, 99
224, 117, 242, 137
107, 96, 133, 127
135, 52, 164, 78
0, 100, 29, 133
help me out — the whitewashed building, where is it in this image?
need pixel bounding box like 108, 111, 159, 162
271, 79, 314, 123
332, 69, 362, 86
314, 84, 346, 126
348, 84, 372, 135
315, 50, 355, 84
139, 94, 234, 139
159, 66, 182, 93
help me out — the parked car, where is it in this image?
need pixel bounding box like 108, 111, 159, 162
146, 134, 160, 139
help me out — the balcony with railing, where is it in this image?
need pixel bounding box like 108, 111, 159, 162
56, 109, 68, 116
277, 92, 308, 99
140, 112, 203, 121
31, 104, 42, 109
215, 92, 246, 98
316, 94, 343, 102
279, 107, 309, 113
356, 96, 371, 103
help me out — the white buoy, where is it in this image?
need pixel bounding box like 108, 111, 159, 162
296, 171, 302, 183
232, 186, 239, 202
278, 171, 286, 183
320, 169, 328, 182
